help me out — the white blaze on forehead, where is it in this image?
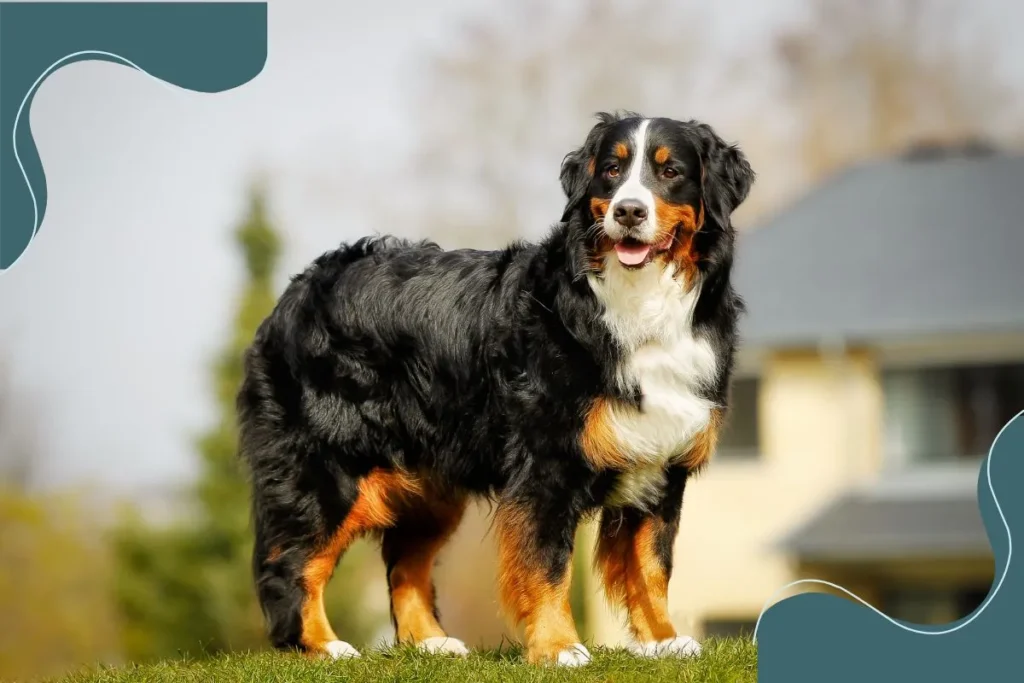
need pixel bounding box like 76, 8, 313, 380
605, 119, 657, 241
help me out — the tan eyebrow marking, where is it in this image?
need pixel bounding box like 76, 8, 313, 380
613, 142, 628, 159
654, 146, 670, 164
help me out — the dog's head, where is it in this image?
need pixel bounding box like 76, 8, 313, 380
560, 112, 754, 277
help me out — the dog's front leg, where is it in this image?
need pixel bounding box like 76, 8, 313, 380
594, 465, 702, 658
494, 493, 589, 666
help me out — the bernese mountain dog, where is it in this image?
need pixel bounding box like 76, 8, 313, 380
237, 111, 754, 666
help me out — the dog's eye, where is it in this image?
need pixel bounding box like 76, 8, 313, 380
605, 164, 620, 178
662, 167, 679, 179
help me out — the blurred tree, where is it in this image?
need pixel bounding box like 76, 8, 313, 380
771, 0, 1022, 184
113, 183, 384, 662
0, 354, 38, 488
191, 182, 284, 653
390, 0, 1022, 244
384, 0, 756, 249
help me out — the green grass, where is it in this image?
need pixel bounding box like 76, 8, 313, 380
51, 639, 757, 683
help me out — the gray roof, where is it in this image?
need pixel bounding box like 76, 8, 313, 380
778, 489, 992, 562
733, 150, 1024, 348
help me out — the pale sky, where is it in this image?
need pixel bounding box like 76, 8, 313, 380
1, 0, 1021, 502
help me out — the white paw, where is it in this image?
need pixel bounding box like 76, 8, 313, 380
556, 643, 592, 667
630, 635, 701, 658
324, 640, 361, 659
417, 636, 469, 656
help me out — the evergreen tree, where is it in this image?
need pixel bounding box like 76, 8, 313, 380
190, 183, 283, 652
113, 184, 384, 662
113, 183, 385, 663
112, 184, 279, 658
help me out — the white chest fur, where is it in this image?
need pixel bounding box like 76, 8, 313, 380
588, 259, 718, 509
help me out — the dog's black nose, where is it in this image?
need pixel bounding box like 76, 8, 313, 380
613, 200, 648, 228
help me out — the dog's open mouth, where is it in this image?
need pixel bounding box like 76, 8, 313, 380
612, 233, 674, 268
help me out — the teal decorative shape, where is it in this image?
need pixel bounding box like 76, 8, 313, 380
755, 410, 1021, 682
0, 1, 268, 270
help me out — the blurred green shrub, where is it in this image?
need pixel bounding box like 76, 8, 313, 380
0, 488, 120, 681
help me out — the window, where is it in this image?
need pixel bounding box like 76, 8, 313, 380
880, 586, 988, 625
882, 363, 1024, 465
703, 618, 758, 638
716, 377, 760, 458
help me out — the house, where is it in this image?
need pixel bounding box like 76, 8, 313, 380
588, 142, 1024, 644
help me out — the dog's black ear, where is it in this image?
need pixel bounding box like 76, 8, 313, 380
559, 112, 618, 222
692, 122, 755, 229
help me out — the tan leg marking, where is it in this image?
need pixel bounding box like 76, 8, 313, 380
595, 514, 676, 643
496, 504, 581, 664
299, 469, 421, 653
386, 494, 467, 644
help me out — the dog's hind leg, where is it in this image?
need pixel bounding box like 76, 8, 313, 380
253, 467, 423, 659
381, 488, 468, 655
252, 492, 361, 659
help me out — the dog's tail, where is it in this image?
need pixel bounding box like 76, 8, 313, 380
250, 505, 307, 650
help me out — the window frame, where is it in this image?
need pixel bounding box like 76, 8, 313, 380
715, 375, 762, 460
880, 359, 1024, 468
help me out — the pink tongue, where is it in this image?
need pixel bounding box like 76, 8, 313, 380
614, 242, 652, 266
